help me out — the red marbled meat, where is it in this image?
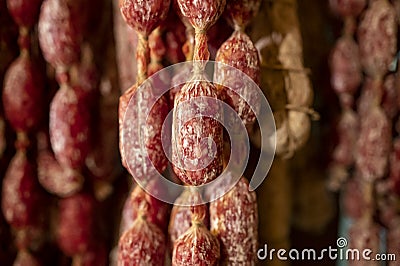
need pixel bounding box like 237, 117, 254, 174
357, 76, 398, 119
37, 149, 83, 197
343, 177, 367, 219
330, 36, 362, 96
172, 76, 223, 186
176, 0, 226, 31
168, 188, 209, 249
215, 30, 261, 126
3, 55, 44, 132
119, 0, 171, 36
50, 86, 90, 169
355, 106, 391, 181
6, 0, 43, 27
387, 221, 400, 266
210, 177, 258, 265
348, 220, 380, 265
38, 0, 83, 67
389, 138, 400, 196
127, 184, 170, 232
172, 222, 220, 266
57, 193, 95, 256
119, 82, 169, 177
118, 215, 166, 266
332, 109, 359, 166
1, 151, 40, 228
357, 0, 397, 78
329, 0, 366, 17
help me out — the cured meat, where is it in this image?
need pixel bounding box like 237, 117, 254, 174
210, 177, 258, 265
